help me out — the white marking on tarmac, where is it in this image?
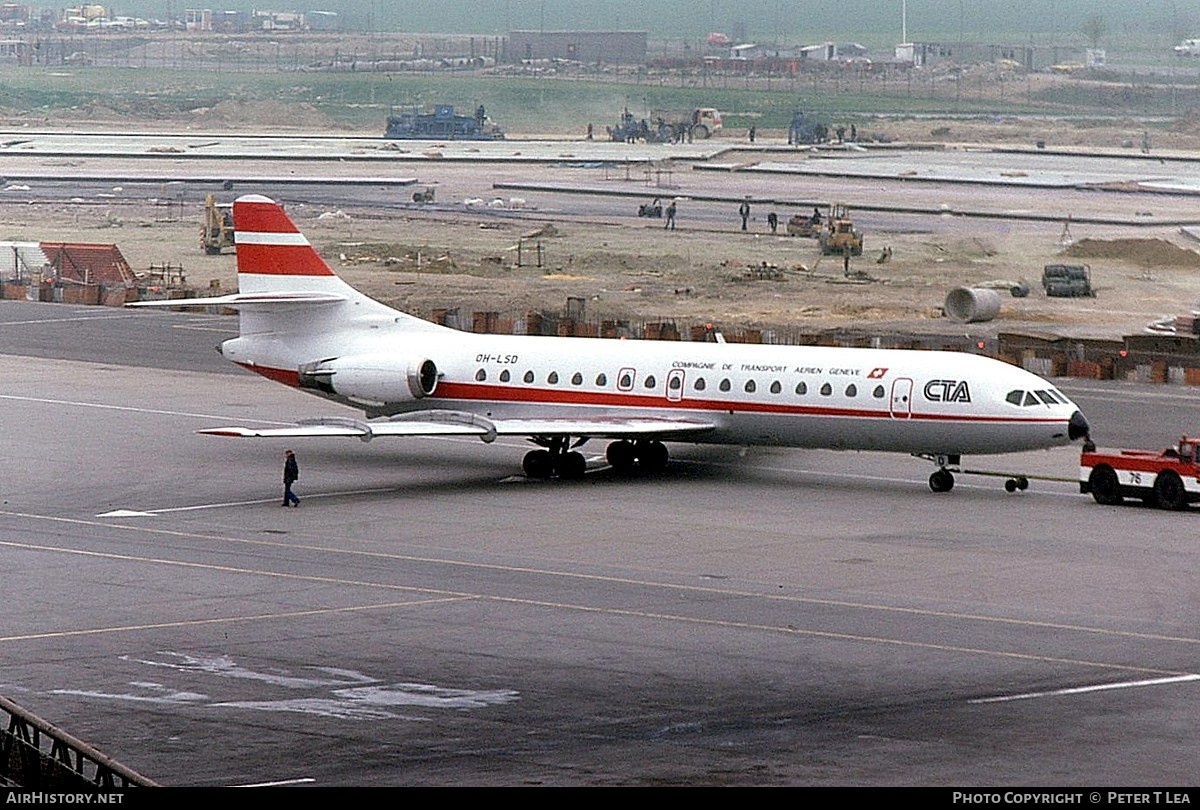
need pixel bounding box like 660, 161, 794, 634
97, 487, 407, 516
233, 779, 317, 788
969, 673, 1200, 703
0, 392, 292, 425
0, 313, 141, 326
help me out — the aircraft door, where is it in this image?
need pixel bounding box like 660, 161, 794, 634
890, 378, 913, 419
666, 368, 685, 402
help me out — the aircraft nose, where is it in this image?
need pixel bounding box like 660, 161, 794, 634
1068, 409, 1090, 441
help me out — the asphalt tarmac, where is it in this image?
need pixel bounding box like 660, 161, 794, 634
2, 300, 1199, 786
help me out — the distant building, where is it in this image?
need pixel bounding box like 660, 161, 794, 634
184, 8, 212, 32
505, 30, 646, 65
896, 41, 1090, 71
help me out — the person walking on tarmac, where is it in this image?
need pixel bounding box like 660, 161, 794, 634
664, 199, 677, 230
738, 198, 751, 231
282, 449, 300, 507
767, 211, 778, 233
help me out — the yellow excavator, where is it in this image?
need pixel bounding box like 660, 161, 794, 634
201, 194, 235, 255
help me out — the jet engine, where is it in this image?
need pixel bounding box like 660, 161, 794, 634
298, 354, 438, 404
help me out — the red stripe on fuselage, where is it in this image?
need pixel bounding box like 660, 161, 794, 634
433, 381, 1063, 425
235, 242, 332, 276
237, 362, 300, 387
238, 365, 1065, 426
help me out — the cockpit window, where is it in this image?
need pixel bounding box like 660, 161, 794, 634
1023, 391, 1039, 407
1006, 390, 1023, 406
1034, 390, 1056, 405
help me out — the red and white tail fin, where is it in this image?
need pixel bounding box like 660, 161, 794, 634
233, 194, 339, 295
229, 194, 438, 330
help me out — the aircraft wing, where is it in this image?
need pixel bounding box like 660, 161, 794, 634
198, 412, 717, 443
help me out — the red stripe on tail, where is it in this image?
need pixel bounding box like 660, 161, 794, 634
235, 242, 333, 276
234, 197, 301, 234
232, 195, 334, 277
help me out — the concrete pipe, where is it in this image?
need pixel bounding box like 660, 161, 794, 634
944, 286, 1002, 323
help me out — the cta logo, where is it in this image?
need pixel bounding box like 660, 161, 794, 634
923, 379, 971, 403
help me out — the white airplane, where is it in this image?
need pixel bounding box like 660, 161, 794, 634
134, 194, 1090, 492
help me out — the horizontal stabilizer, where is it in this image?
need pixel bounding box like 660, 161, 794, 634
127, 291, 345, 309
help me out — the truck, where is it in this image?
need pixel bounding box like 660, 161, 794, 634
201, 193, 234, 255
1080, 435, 1200, 509
647, 107, 722, 140
384, 104, 504, 141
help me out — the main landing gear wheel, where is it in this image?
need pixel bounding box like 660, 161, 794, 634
606, 439, 637, 472
554, 450, 587, 481
604, 439, 670, 474
929, 468, 955, 493
522, 449, 554, 479
522, 439, 588, 481
1004, 476, 1030, 493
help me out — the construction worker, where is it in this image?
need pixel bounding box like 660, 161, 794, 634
739, 199, 750, 231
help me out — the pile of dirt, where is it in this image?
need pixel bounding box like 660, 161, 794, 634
187, 99, 344, 130
1063, 238, 1200, 267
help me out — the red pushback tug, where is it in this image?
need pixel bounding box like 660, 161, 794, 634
1080, 436, 1200, 509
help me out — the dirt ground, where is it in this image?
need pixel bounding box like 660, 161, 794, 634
5, 111, 1200, 342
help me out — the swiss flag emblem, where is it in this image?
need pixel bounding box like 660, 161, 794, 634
867, 367, 888, 379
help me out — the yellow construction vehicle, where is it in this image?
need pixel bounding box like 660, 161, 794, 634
818, 202, 863, 256
201, 194, 235, 255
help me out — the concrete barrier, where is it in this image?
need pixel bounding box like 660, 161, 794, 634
944, 286, 1002, 323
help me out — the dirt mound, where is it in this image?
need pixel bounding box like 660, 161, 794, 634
1062, 238, 1200, 267
188, 99, 343, 130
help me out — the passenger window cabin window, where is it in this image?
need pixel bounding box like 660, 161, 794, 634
547, 371, 559, 384
719, 378, 731, 392
820, 383, 832, 396
571, 372, 583, 385
873, 385, 885, 398
619, 373, 633, 388
694, 378, 706, 391
475, 368, 486, 381
524, 370, 535, 384
770, 381, 782, 394
595, 373, 607, 386
744, 380, 756, 393
644, 375, 657, 389
796, 381, 808, 395
669, 376, 682, 391
845, 384, 857, 397
500, 369, 511, 383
